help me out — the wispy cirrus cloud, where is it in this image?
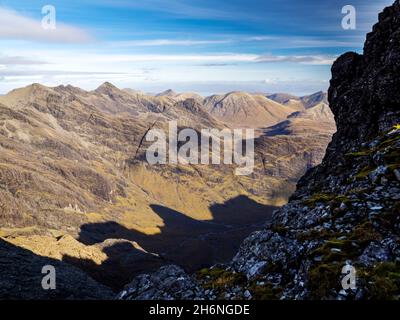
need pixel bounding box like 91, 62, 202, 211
0, 7, 93, 43
94, 0, 243, 20
0, 70, 126, 77
109, 39, 233, 47
0, 55, 47, 65
107, 35, 362, 50
244, 35, 364, 49
256, 54, 336, 65
0, 51, 335, 77
27, 51, 333, 65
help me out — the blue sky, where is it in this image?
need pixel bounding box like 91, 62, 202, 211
0, 0, 394, 95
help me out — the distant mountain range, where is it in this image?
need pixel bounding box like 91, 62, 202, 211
0, 82, 335, 297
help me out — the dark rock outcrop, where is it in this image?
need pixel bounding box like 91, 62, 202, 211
118, 0, 400, 300
117, 265, 206, 300
295, 1, 400, 198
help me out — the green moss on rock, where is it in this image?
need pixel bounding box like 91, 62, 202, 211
345, 150, 373, 158
248, 281, 282, 300
197, 268, 247, 290
348, 221, 382, 243
303, 193, 351, 209
308, 263, 341, 299
360, 262, 400, 300
355, 166, 376, 180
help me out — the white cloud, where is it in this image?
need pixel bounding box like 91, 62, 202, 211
0, 7, 92, 43
264, 78, 277, 84
110, 39, 233, 47
0, 55, 47, 65
109, 35, 361, 49
33, 51, 332, 65
245, 35, 362, 49
93, 0, 244, 20
0, 48, 333, 94
256, 54, 336, 65
89, 53, 257, 63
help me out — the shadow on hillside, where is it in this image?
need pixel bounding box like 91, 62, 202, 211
63, 195, 277, 291
260, 120, 292, 136
0, 238, 113, 300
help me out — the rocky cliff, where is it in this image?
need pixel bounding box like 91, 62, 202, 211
118, 0, 400, 300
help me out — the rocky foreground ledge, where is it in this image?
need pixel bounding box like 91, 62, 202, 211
118, 0, 400, 300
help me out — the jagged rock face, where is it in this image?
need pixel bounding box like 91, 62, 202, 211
117, 265, 206, 300
330, 3, 400, 148
118, 1, 400, 301
294, 0, 400, 198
